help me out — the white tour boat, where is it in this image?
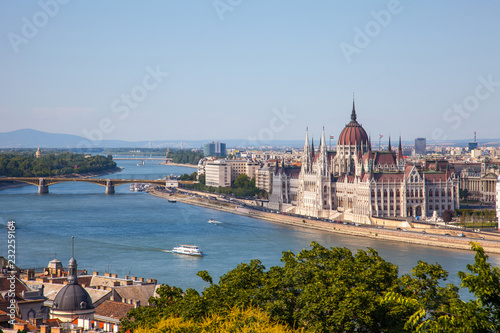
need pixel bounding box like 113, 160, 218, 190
208, 219, 222, 224
172, 244, 203, 256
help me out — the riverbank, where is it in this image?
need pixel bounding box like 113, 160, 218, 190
0, 167, 123, 191
148, 188, 500, 254
160, 161, 197, 168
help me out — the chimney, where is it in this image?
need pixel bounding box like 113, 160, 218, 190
111, 273, 118, 278
131, 276, 137, 281
93, 271, 99, 275
30, 317, 43, 326
13, 323, 27, 331
139, 277, 144, 282
104, 272, 111, 277
40, 325, 51, 333
125, 275, 129, 280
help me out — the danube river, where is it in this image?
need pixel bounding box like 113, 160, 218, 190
1, 158, 499, 293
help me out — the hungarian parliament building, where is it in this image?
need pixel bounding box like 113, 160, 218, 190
268, 101, 460, 223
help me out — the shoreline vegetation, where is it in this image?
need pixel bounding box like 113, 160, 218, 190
148, 188, 500, 254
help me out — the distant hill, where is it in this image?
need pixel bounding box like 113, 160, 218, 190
0, 129, 306, 149
1, 129, 498, 149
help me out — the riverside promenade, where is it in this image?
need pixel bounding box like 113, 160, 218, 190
148, 188, 500, 254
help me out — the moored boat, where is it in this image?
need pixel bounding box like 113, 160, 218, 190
172, 244, 203, 256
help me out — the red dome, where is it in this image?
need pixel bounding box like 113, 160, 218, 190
337, 103, 368, 147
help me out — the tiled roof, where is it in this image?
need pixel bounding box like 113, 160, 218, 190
114, 284, 157, 306
373, 173, 404, 183
0, 276, 28, 295
423, 172, 449, 182
373, 152, 397, 166
95, 300, 134, 320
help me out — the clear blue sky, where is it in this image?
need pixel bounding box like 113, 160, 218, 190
1, 0, 499, 144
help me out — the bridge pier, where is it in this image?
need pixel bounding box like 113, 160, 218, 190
105, 179, 115, 194
38, 178, 48, 194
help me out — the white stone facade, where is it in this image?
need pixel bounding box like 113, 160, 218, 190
268, 104, 460, 223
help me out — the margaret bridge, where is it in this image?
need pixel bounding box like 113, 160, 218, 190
0, 177, 188, 194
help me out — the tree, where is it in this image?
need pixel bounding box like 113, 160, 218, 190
122, 242, 500, 333
134, 306, 306, 333
122, 242, 406, 333
459, 189, 470, 201
387, 242, 500, 332
232, 174, 251, 189
441, 210, 454, 223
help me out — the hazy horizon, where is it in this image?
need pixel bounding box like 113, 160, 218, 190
1, 1, 499, 146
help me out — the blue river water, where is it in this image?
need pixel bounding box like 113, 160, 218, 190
1, 158, 499, 294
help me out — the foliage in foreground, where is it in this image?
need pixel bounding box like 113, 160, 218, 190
121, 242, 500, 333
134, 306, 306, 333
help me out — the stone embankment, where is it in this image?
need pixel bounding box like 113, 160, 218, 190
148, 189, 500, 254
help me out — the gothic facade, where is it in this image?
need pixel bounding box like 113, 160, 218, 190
268, 101, 460, 223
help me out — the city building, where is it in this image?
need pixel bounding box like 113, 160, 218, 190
205, 160, 231, 187
414, 138, 426, 156
468, 132, 479, 151
459, 163, 499, 204
471, 149, 482, 159
203, 141, 226, 157
497, 175, 500, 230
268, 162, 300, 212
268, 101, 459, 223
203, 159, 261, 188
255, 166, 273, 193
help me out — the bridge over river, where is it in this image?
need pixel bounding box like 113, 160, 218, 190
0, 177, 177, 194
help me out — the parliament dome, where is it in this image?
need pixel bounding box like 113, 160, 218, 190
338, 101, 369, 147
